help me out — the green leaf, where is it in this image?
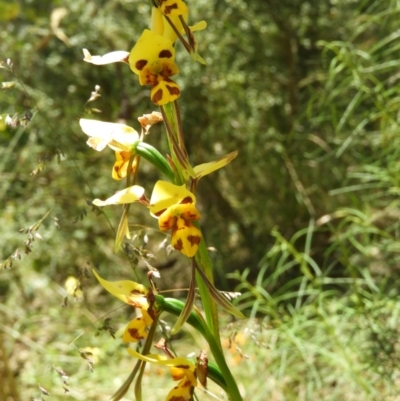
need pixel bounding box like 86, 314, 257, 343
194, 262, 245, 319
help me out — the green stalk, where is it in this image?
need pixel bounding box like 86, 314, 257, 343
161, 102, 221, 344
157, 296, 243, 401
135, 142, 175, 183
195, 230, 221, 347
160, 104, 185, 185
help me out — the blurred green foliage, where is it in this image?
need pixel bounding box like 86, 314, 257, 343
2, 0, 400, 399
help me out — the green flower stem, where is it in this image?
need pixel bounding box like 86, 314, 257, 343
172, 100, 189, 159
160, 103, 193, 184
161, 102, 222, 344
194, 230, 221, 347
160, 101, 234, 393
135, 142, 175, 183
208, 360, 228, 390
133, 355, 146, 401
157, 296, 243, 401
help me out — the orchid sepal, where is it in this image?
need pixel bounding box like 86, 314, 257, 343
92, 185, 147, 207
83, 49, 129, 65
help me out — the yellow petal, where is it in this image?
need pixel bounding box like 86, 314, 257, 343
166, 377, 194, 401
158, 212, 177, 231
92, 185, 145, 206
158, 204, 200, 231
151, 77, 180, 105
193, 151, 238, 180
142, 309, 154, 326
136, 58, 179, 86
169, 366, 186, 381
112, 151, 132, 180
127, 349, 195, 380
122, 317, 150, 342
129, 30, 175, 76
79, 119, 139, 152
171, 218, 201, 257
151, 6, 164, 35
190, 21, 207, 32
92, 269, 148, 305
85, 136, 109, 151
114, 209, 130, 253
83, 49, 129, 65
177, 204, 201, 221
149, 181, 196, 216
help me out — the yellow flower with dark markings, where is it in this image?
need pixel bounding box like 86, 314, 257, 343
79, 119, 139, 180
93, 270, 153, 343
82, 0, 207, 104
149, 181, 201, 257
129, 29, 180, 105
127, 348, 197, 401
82, 30, 180, 106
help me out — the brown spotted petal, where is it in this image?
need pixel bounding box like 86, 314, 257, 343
129, 29, 176, 76
126, 349, 197, 398
179, 204, 201, 221
160, 0, 188, 16
158, 211, 178, 231
171, 217, 201, 257
149, 181, 196, 217
122, 316, 149, 343
112, 151, 133, 180
165, 376, 195, 401
150, 76, 180, 105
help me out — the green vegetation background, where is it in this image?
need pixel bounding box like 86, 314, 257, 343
1, 0, 400, 400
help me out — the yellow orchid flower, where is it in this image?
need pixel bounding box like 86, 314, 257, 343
79, 119, 140, 180
150, 181, 201, 257
90, 181, 201, 256
128, 29, 180, 105
127, 348, 197, 401
82, 1, 206, 104
93, 270, 153, 342
112, 151, 133, 180
83, 30, 180, 106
